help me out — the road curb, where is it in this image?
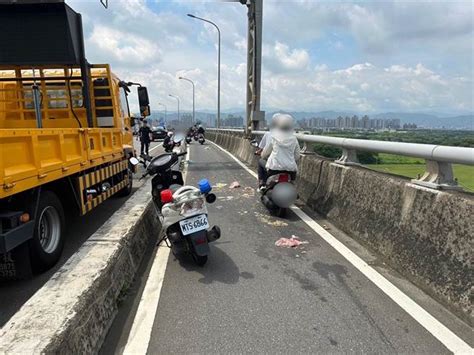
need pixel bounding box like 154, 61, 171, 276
0, 182, 158, 354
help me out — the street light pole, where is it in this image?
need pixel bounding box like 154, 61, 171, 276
157, 102, 167, 123
178, 76, 195, 124
168, 94, 180, 122
187, 14, 221, 128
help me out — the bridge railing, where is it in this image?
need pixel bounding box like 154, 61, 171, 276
208, 128, 474, 190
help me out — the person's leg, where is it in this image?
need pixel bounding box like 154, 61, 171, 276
140, 141, 145, 155
257, 159, 267, 187
145, 142, 150, 156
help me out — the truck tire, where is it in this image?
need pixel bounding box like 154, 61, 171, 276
117, 169, 133, 197
29, 191, 65, 272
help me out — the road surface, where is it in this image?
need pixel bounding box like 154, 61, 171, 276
101, 141, 472, 354
0, 139, 162, 327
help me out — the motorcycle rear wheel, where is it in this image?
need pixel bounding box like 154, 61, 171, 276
192, 252, 208, 266
275, 207, 287, 218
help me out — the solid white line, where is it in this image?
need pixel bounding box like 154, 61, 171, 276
149, 144, 161, 153
122, 145, 191, 354
208, 140, 472, 354
122, 246, 170, 354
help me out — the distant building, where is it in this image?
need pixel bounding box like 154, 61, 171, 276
181, 114, 193, 127
205, 114, 216, 128
222, 114, 244, 128
303, 114, 406, 131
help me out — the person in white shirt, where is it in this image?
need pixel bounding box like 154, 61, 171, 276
255, 115, 279, 188
261, 113, 300, 181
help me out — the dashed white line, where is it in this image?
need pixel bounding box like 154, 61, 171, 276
208, 140, 472, 354
122, 144, 191, 354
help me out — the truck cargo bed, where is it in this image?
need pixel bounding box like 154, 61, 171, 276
0, 127, 128, 199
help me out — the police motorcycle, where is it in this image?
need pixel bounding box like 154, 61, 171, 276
138, 134, 220, 266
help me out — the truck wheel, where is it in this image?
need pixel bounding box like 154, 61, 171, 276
29, 191, 65, 272
117, 169, 133, 197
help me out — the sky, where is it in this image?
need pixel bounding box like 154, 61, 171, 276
68, 0, 474, 115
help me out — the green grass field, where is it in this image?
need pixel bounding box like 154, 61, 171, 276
366, 163, 474, 192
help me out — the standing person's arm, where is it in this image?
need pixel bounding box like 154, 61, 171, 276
261, 139, 273, 160
256, 132, 269, 155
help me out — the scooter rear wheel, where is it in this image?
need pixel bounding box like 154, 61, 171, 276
275, 207, 287, 218
192, 253, 208, 266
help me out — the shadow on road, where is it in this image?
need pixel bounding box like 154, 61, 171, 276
176, 244, 254, 285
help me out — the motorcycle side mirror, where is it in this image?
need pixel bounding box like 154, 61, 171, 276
129, 157, 140, 166
205, 193, 216, 204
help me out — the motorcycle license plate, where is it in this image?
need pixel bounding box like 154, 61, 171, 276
179, 214, 209, 236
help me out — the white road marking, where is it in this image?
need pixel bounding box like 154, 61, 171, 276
122, 246, 170, 354
122, 145, 191, 354
208, 140, 472, 354
149, 144, 162, 153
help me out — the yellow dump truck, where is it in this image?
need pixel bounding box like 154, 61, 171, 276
0, 1, 151, 275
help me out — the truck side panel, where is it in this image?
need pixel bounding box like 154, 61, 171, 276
0, 128, 125, 199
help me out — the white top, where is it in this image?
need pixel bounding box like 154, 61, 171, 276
261, 130, 300, 172
258, 131, 272, 149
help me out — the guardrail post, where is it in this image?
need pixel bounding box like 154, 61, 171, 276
301, 142, 315, 155
335, 148, 359, 166
411, 160, 462, 190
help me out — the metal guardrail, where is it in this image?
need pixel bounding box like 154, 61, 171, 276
208, 128, 474, 190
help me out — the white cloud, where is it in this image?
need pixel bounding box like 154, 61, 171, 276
89, 25, 161, 65
261, 63, 472, 113
64, 0, 472, 114
273, 42, 310, 71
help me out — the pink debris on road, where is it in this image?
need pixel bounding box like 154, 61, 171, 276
229, 181, 241, 188
275, 235, 308, 248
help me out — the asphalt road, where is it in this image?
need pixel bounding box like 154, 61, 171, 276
101, 141, 472, 354
0, 139, 162, 327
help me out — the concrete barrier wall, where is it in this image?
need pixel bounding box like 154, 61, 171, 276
0, 183, 158, 353
207, 131, 473, 322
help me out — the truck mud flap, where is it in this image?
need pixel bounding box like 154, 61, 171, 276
188, 231, 210, 257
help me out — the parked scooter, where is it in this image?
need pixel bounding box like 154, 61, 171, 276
164, 133, 184, 153
185, 134, 192, 144
251, 140, 297, 217
137, 147, 220, 266
198, 133, 205, 145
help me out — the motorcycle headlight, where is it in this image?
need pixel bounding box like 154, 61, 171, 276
180, 197, 206, 217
